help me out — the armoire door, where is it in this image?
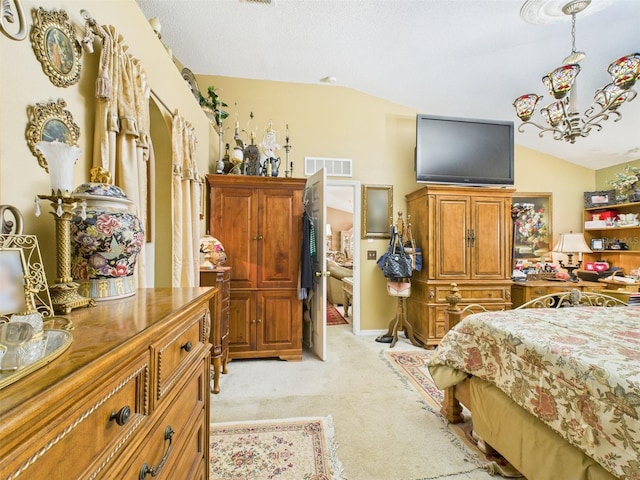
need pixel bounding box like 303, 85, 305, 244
434, 195, 470, 279
470, 197, 508, 279
228, 290, 256, 352
256, 290, 302, 355
257, 188, 303, 289
210, 187, 258, 289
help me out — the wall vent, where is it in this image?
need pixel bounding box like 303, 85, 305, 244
240, 0, 274, 4
304, 157, 353, 177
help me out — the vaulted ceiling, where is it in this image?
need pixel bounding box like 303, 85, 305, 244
135, 0, 640, 170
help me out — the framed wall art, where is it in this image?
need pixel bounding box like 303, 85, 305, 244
0, 234, 53, 322
362, 185, 393, 239
30, 7, 82, 88
25, 98, 80, 171
512, 193, 552, 259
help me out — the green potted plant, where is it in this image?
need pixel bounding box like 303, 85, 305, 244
199, 85, 229, 131
608, 165, 640, 202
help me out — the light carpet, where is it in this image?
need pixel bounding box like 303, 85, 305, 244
210, 416, 345, 480
384, 350, 524, 478
327, 303, 349, 326
212, 325, 498, 480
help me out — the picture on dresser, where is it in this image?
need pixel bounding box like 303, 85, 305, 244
0, 234, 53, 321
512, 193, 552, 259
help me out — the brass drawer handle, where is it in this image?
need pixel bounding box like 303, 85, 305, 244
139, 426, 174, 479
181, 341, 192, 353
109, 405, 131, 426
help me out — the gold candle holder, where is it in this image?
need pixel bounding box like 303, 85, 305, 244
38, 193, 95, 314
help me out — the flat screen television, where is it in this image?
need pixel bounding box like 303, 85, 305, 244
415, 114, 514, 186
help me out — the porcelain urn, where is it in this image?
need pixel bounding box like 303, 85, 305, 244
70, 183, 144, 300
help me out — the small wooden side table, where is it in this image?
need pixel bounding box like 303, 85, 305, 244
342, 277, 353, 317
200, 266, 231, 394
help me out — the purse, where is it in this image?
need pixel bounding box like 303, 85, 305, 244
381, 230, 413, 279
386, 280, 411, 297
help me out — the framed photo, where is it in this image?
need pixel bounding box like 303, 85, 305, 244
590, 238, 605, 250
30, 7, 82, 88
26, 98, 80, 171
362, 185, 393, 239
512, 193, 552, 259
0, 234, 53, 321
584, 190, 615, 209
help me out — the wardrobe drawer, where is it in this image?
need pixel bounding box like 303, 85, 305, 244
153, 310, 206, 403
4, 357, 148, 480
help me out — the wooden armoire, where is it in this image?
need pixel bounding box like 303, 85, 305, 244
406, 184, 514, 346
206, 175, 305, 361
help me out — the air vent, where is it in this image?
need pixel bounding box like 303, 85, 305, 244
240, 0, 274, 4
304, 157, 353, 177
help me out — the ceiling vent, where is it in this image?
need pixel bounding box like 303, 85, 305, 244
240, 0, 274, 4
304, 157, 353, 178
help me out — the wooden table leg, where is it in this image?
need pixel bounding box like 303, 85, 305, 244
212, 357, 222, 394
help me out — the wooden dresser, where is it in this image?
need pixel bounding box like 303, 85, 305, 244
206, 175, 304, 361
200, 266, 231, 394
0, 288, 215, 480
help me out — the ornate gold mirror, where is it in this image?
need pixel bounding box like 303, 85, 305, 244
25, 98, 80, 171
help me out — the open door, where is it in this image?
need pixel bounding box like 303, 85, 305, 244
305, 168, 327, 360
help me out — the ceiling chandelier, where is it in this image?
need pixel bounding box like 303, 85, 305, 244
513, 0, 640, 144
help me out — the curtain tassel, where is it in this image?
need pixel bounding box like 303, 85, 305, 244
96, 71, 112, 100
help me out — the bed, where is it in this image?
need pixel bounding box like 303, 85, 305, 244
428, 285, 639, 480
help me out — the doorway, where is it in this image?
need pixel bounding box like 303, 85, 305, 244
326, 180, 361, 335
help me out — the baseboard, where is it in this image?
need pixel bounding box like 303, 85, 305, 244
357, 329, 388, 336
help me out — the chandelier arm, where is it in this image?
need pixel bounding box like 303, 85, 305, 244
517, 121, 566, 140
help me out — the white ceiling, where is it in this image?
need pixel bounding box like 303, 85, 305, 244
135, 0, 640, 170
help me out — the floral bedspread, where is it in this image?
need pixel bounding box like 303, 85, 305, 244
428, 307, 640, 480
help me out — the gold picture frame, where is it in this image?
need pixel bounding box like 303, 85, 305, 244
362, 185, 393, 239
30, 7, 82, 88
26, 98, 80, 171
0, 234, 54, 322
512, 192, 553, 259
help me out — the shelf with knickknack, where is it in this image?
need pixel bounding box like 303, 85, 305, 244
582, 201, 640, 273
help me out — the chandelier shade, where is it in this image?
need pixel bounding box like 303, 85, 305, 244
513, 0, 640, 144
542, 64, 580, 100
608, 53, 640, 90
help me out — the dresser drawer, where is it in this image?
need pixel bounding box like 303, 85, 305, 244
4, 356, 148, 480
166, 411, 207, 479
117, 362, 206, 479
434, 285, 509, 303
153, 310, 206, 403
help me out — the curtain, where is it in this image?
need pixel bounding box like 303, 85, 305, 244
171, 114, 200, 287
92, 25, 151, 288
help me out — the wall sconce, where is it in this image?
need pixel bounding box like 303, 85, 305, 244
552, 232, 592, 282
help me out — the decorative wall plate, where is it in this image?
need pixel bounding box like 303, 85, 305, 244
30, 7, 82, 87
26, 98, 80, 171
181, 67, 201, 101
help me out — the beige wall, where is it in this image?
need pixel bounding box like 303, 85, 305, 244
198, 74, 599, 330
0, 0, 211, 286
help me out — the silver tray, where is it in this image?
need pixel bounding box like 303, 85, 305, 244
0, 329, 73, 389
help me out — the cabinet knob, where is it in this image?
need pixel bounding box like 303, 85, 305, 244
180, 341, 192, 352
109, 405, 131, 426
256, 319, 262, 324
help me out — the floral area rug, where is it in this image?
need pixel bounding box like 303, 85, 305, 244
210, 416, 346, 480
384, 351, 524, 478
326, 303, 348, 326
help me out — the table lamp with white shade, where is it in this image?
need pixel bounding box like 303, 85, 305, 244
552, 232, 592, 282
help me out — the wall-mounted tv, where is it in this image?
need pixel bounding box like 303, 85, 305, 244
415, 114, 514, 186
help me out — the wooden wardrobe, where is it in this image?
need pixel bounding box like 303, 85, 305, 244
406, 184, 514, 346
206, 175, 305, 361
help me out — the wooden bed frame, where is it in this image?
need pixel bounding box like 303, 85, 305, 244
438, 283, 627, 479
